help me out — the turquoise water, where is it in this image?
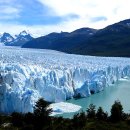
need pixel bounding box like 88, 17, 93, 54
58, 80, 130, 118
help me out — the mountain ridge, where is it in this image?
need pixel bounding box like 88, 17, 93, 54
0, 30, 34, 46
22, 28, 97, 51
22, 19, 130, 57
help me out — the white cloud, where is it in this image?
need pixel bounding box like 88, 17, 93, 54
0, 6, 20, 22
0, 6, 21, 20
0, 0, 130, 37
0, 0, 22, 20
0, 6, 20, 14
0, 22, 84, 37
36, 0, 130, 35
37, 0, 130, 28
0, 0, 15, 4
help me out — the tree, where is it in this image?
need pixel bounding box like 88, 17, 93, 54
33, 98, 52, 130
96, 107, 108, 121
110, 100, 123, 122
72, 111, 86, 129
86, 104, 96, 119
11, 112, 24, 127
0, 115, 2, 125
34, 98, 52, 117
24, 112, 34, 125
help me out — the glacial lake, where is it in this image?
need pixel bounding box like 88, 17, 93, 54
58, 80, 130, 118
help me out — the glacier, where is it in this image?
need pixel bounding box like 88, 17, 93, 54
0, 46, 130, 114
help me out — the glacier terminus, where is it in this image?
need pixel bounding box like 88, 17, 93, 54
0, 46, 130, 114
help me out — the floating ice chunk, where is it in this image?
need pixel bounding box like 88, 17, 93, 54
49, 102, 81, 116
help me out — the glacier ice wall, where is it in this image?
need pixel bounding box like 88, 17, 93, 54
0, 47, 130, 114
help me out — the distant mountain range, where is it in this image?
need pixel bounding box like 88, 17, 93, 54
0, 31, 33, 46
70, 19, 130, 57
1, 19, 130, 57
22, 19, 130, 57
22, 28, 97, 51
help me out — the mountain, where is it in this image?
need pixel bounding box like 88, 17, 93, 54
22, 28, 97, 51
0, 33, 14, 43
65, 19, 130, 57
0, 31, 34, 46
22, 19, 130, 57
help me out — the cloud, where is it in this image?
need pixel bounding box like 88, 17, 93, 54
0, 0, 22, 20
0, 6, 20, 14
0, 6, 21, 20
0, 22, 84, 37
0, 0, 15, 4
37, 0, 130, 27
0, 0, 130, 37
90, 16, 107, 22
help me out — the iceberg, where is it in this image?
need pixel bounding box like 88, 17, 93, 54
0, 47, 130, 114
49, 102, 81, 116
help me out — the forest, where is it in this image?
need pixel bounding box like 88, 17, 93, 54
0, 98, 130, 130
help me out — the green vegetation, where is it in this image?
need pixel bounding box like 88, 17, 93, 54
0, 99, 130, 130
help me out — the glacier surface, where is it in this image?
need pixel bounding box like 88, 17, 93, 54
0, 46, 130, 114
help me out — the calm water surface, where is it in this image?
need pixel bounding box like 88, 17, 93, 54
58, 80, 130, 118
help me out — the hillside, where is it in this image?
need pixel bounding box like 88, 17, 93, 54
22, 28, 97, 51
22, 19, 130, 57
70, 19, 130, 57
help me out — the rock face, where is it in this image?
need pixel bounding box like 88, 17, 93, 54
0, 33, 14, 43
0, 31, 33, 46
0, 47, 130, 114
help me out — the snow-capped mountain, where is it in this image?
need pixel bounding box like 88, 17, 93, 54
0, 33, 14, 43
0, 47, 130, 114
19, 30, 29, 36
0, 31, 33, 46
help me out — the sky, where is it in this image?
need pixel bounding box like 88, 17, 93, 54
0, 0, 130, 37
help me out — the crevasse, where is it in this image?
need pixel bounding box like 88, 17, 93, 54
0, 47, 130, 114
